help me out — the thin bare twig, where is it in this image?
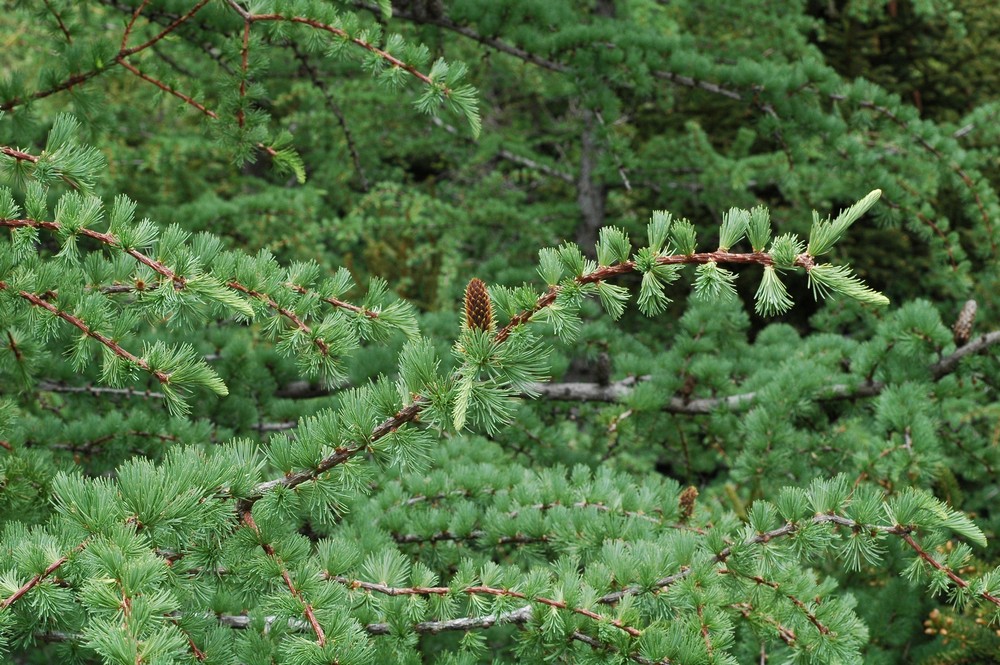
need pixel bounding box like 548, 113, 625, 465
120, 0, 152, 50
289, 45, 370, 191
117, 59, 219, 119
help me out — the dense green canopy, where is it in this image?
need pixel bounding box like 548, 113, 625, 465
0, 1, 998, 663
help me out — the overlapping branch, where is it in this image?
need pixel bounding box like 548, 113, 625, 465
288, 44, 370, 191
595, 512, 1000, 610
0, 0, 213, 112
720, 568, 830, 636
7, 482, 995, 665
226, 280, 330, 356
0, 216, 379, 361
287, 283, 380, 319
242, 249, 808, 507
37, 380, 165, 400
41, 606, 668, 664
4, 0, 471, 142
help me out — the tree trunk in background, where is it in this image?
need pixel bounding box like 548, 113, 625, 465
575, 109, 607, 255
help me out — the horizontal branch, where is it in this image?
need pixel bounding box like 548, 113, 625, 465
38, 608, 536, 637
329, 573, 643, 637
0, 145, 86, 190
44, 606, 666, 663
37, 380, 165, 400
248, 13, 447, 90
252, 420, 298, 432
531, 376, 874, 412
930, 331, 1000, 378
400, 605, 533, 635
530, 329, 1000, 411
2, 216, 374, 359
245, 607, 668, 663
1, 217, 186, 289
495, 250, 807, 344
288, 283, 380, 319
275, 380, 330, 399
392, 529, 547, 546
596, 512, 945, 606
354, 1, 568, 75
326, 512, 947, 646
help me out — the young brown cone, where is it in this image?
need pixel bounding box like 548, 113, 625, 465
464, 278, 494, 332
952, 299, 977, 345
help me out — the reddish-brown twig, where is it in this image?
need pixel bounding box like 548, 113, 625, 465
246, 249, 819, 505
0, 218, 186, 289
249, 14, 439, 88
42, 0, 73, 43
1, 282, 171, 385
720, 568, 830, 635
899, 532, 1000, 607
241, 510, 326, 646
289, 283, 379, 319
495, 250, 806, 344
116, 59, 219, 119
226, 281, 331, 356
2, 216, 370, 360
240, 399, 425, 509
0, 539, 90, 609
120, 0, 152, 50
0, 146, 40, 163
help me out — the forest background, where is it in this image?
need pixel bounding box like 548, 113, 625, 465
1, 0, 999, 663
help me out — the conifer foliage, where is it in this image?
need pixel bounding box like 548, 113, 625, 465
1, 1, 999, 664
